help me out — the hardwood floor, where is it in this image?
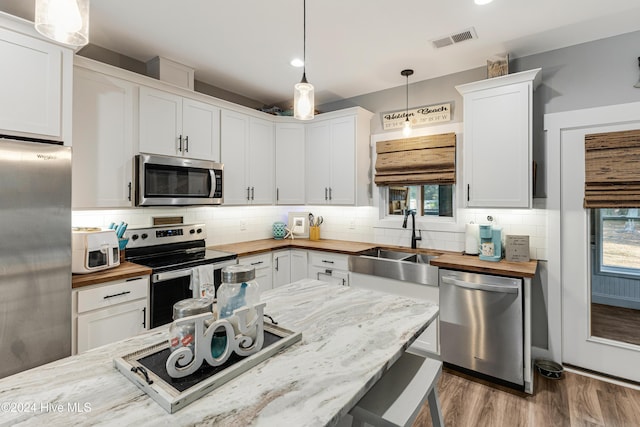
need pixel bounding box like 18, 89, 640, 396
413, 367, 640, 427
591, 303, 640, 347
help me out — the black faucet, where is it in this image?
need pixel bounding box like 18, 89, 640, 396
402, 209, 422, 249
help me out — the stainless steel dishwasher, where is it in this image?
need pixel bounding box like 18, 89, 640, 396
439, 269, 524, 388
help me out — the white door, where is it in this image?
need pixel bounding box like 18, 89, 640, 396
329, 116, 356, 205
273, 251, 291, 288
248, 118, 274, 204
77, 299, 147, 353
554, 102, 640, 382
139, 86, 182, 156
220, 109, 249, 204
182, 98, 220, 161
72, 68, 134, 208
306, 121, 332, 204
275, 123, 305, 204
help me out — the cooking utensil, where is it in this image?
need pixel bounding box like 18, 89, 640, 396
309, 213, 314, 227
316, 216, 323, 226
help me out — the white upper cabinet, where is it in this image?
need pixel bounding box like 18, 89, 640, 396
72, 67, 135, 208
139, 86, 220, 161
305, 108, 372, 205
0, 20, 72, 141
456, 69, 541, 208
275, 123, 306, 204
221, 110, 274, 204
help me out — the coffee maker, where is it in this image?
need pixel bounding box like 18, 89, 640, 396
479, 224, 502, 262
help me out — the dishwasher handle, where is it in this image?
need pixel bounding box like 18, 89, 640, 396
441, 276, 519, 294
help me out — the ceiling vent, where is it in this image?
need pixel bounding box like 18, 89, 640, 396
431, 27, 478, 49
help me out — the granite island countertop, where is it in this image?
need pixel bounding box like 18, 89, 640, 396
0, 279, 438, 426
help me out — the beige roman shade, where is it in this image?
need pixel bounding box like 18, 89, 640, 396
374, 132, 456, 186
584, 129, 640, 208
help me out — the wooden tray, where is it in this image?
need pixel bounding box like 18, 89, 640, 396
113, 323, 302, 413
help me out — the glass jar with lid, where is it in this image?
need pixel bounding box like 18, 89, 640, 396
217, 264, 260, 339
168, 297, 213, 354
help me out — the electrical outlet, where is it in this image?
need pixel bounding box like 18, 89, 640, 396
349, 219, 356, 229
239, 220, 247, 231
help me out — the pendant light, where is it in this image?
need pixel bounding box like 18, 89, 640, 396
294, 0, 314, 120
401, 69, 414, 137
35, 0, 90, 47
635, 57, 640, 88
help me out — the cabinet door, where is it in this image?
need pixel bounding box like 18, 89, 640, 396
0, 28, 62, 138
139, 86, 183, 156
273, 251, 291, 288
305, 121, 332, 204
182, 98, 220, 161
328, 116, 356, 204
77, 299, 146, 353
248, 118, 274, 204
72, 68, 134, 208
275, 123, 305, 204
220, 109, 249, 204
290, 250, 308, 282
464, 82, 530, 208
240, 253, 273, 291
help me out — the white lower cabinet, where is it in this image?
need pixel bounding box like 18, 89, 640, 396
239, 253, 273, 291
308, 251, 350, 286
350, 272, 439, 355
273, 249, 308, 288
72, 276, 149, 354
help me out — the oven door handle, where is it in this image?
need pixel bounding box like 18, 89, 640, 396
153, 268, 193, 283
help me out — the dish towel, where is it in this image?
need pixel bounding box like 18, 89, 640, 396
191, 264, 215, 298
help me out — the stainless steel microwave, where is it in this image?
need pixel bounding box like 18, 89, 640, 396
135, 153, 223, 206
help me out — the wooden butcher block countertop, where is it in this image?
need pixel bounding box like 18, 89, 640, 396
208, 238, 378, 257
430, 253, 538, 278
72, 262, 152, 289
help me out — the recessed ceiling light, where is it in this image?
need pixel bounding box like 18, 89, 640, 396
475, 0, 493, 4
290, 58, 304, 67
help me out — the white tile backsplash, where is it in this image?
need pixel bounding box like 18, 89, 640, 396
73, 203, 549, 260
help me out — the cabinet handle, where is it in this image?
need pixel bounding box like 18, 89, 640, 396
275, 257, 279, 271
247, 187, 251, 201
142, 307, 146, 329
127, 182, 132, 202
321, 260, 335, 264
276, 188, 279, 201
325, 187, 328, 201
103, 290, 131, 300
329, 187, 332, 201
184, 135, 189, 153
251, 187, 255, 200
467, 184, 470, 202
250, 261, 264, 266
178, 135, 183, 152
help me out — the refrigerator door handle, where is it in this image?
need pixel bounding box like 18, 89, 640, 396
441, 276, 519, 294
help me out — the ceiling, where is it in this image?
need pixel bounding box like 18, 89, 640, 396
2, 0, 640, 107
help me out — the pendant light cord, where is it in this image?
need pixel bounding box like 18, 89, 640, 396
303, 0, 307, 79
405, 74, 408, 115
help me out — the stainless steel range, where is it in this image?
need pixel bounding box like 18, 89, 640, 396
123, 224, 237, 329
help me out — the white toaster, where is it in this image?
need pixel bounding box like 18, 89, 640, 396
72, 229, 120, 274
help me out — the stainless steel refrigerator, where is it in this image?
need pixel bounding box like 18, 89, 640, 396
0, 137, 71, 379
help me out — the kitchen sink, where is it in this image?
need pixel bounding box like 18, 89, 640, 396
348, 248, 440, 286
358, 248, 415, 260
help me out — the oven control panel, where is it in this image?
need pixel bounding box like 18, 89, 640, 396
123, 224, 206, 248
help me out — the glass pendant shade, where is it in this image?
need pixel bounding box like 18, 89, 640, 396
402, 117, 412, 137
294, 74, 314, 120
35, 0, 90, 47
